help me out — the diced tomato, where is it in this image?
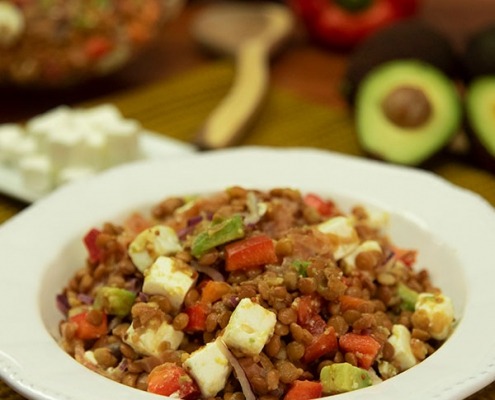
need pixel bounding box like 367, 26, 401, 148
392, 246, 417, 267
147, 363, 200, 399
69, 310, 108, 340
200, 281, 232, 304
225, 234, 277, 271
284, 379, 323, 400
185, 302, 209, 332
303, 326, 338, 363
303, 193, 336, 217
84, 36, 113, 60
339, 333, 381, 370
297, 295, 322, 326
339, 295, 369, 312
83, 228, 101, 263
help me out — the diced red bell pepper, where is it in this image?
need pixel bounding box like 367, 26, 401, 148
84, 36, 114, 61
339, 295, 369, 312
147, 363, 200, 399
69, 310, 108, 340
392, 246, 417, 267
225, 234, 277, 271
297, 294, 322, 324
83, 228, 101, 263
284, 379, 323, 400
339, 332, 381, 370
200, 281, 232, 304
185, 302, 209, 332
303, 326, 338, 364
303, 193, 336, 217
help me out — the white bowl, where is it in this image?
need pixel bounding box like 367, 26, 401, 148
0, 147, 494, 400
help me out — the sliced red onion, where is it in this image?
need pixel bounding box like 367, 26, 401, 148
194, 264, 225, 282
217, 339, 256, 400
187, 215, 203, 227
56, 293, 70, 315
77, 293, 94, 305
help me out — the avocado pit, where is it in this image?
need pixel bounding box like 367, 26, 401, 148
381, 86, 432, 129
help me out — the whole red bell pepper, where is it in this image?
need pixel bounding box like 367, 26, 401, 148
288, 0, 419, 50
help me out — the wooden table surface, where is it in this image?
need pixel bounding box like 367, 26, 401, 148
1, 1, 494, 400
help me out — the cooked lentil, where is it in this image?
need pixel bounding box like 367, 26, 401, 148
57, 187, 455, 399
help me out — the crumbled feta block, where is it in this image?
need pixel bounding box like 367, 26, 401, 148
317, 216, 360, 260
128, 225, 183, 272
124, 320, 184, 357
387, 324, 417, 371
222, 298, 277, 356
414, 293, 454, 340
184, 338, 232, 398
142, 256, 197, 310
18, 154, 54, 194
0, 2, 25, 46
341, 240, 382, 273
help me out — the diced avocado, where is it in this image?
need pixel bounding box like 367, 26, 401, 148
343, 19, 459, 104
320, 363, 372, 394
355, 60, 461, 166
397, 282, 418, 311
93, 286, 136, 317
191, 215, 245, 258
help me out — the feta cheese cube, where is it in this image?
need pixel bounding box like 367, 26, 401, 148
18, 154, 54, 194
184, 338, 232, 398
56, 166, 96, 186
414, 293, 454, 340
142, 256, 197, 310
0, 125, 36, 166
387, 324, 417, 371
78, 104, 123, 128
46, 128, 84, 171
26, 105, 72, 151
222, 298, 277, 356
124, 320, 184, 356
128, 225, 183, 272
317, 216, 360, 260
100, 118, 140, 167
341, 240, 382, 273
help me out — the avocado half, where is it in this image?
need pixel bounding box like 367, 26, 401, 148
465, 76, 495, 172
462, 24, 495, 172
355, 60, 462, 166
343, 19, 459, 104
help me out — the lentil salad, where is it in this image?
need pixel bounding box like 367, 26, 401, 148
0, 0, 172, 87
57, 186, 455, 400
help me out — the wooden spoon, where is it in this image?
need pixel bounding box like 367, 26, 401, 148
191, 1, 294, 149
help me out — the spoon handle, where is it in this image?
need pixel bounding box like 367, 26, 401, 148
195, 40, 269, 150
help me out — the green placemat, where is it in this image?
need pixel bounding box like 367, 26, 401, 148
1, 60, 494, 399
95, 60, 495, 208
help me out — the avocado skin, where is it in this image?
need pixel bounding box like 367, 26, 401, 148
343, 19, 459, 104
463, 24, 495, 82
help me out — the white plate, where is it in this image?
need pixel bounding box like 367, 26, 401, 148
0, 130, 195, 203
0, 146, 494, 400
